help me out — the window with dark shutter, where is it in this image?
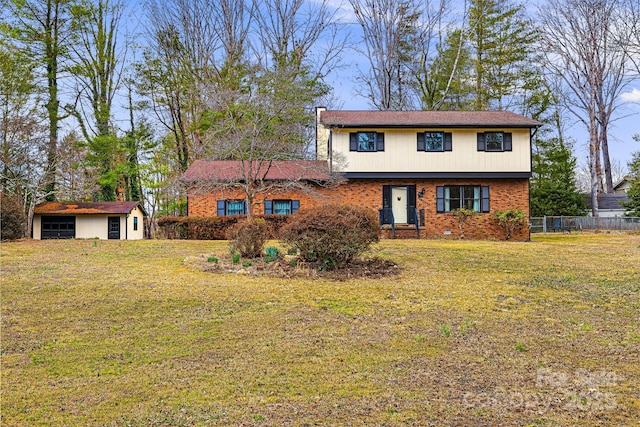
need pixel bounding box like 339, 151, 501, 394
437, 185, 488, 213
478, 132, 512, 152
350, 132, 384, 152
481, 186, 490, 212
264, 200, 273, 215
503, 133, 512, 151
477, 133, 486, 151
436, 186, 445, 213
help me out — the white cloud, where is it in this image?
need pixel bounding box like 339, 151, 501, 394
620, 88, 640, 103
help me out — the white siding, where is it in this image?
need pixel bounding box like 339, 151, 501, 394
126, 206, 145, 240
76, 215, 114, 239
33, 216, 41, 239
331, 128, 532, 173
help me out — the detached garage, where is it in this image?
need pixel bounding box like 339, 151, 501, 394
33, 202, 147, 240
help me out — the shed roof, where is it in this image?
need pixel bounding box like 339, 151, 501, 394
320, 110, 541, 128
35, 201, 147, 216
181, 160, 332, 182
584, 194, 629, 210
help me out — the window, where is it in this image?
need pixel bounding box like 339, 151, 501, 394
216, 200, 247, 216
350, 132, 385, 152
264, 200, 300, 215
477, 132, 512, 152
436, 186, 490, 213
417, 132, 453, 152
133, 216, 138, 231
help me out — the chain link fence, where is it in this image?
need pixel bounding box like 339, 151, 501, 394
530, 216, 640, 233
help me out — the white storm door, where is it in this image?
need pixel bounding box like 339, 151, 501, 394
391, 186, 407, 224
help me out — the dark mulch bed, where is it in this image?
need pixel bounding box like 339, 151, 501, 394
184, 254, 400, 281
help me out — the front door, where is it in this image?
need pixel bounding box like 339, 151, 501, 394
108, 217, 120, 240
392, 187, 408, 224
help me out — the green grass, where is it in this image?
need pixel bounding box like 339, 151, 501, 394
1, 234, 639, 425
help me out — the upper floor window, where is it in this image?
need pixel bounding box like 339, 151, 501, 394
436, 185, 490, 213
477, 132, 512, 152
350, 132, 385, 152
264, 200, 300, 215
217, 200, 247, 216
417, 132, 453, 152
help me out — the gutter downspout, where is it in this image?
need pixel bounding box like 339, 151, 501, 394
126, 213, 129, 240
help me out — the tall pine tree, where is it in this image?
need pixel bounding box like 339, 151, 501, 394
530, 137, 586, 217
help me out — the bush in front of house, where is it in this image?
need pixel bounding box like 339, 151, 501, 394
227, 218, 269, 258
156, 215, 290, 240
280, 204, 379, 270
1, 193, 27, 241
492, 209, 527, 240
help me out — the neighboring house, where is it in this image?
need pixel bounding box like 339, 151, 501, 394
613, 177, 635, 194
585, 194, 630, 218
33, 202, 147, 240
183, 109, 541, 240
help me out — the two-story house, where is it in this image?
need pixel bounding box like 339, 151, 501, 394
183, 108, 540, 240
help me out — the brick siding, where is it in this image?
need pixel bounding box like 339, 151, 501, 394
187, 178, 530, 240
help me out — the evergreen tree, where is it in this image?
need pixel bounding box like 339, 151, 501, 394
622, 142, 640, 216
418, 29, 474, 110
530, 137, 586, 217
468, 0, 539, 111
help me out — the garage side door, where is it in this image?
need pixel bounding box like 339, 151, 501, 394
41, 216, 76, 239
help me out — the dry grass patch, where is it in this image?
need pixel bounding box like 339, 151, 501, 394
1, 234, 639, 426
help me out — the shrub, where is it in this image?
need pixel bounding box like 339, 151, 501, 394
280, 204, 379, 269
156, 215, 290, 240
451, 207, 477, 239
1, 193, 27, 241
492, 209, 527, 240
264, 246, 280, 263
227, 218, 269, 258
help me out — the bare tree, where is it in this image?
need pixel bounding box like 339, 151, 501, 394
2, 0, 75, 201
539, 0, 632, 215
350, 0, 425, 110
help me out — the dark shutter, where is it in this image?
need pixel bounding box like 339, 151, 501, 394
417, 132, 425, 151
481, 186, 490, 212
503, 133, 512, 151
376, 132, 385, 151
444, 133, 453, 151
382, 185, 392, 224
217, 200, 226, 216
242, 200, 247, 214
477, 133, 486, 151
350, 133, 358, 151
407, 185, 416, 224
291, 200, 300, 213
264, 200, 273, 215
436, 186, 445, 213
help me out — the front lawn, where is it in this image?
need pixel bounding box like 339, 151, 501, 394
1, 234, 639, 425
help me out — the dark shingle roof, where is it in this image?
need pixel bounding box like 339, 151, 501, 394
181, 160, 332, 182
584, 194, 629, 210
35, 201, 147, 216
320, 110, 541, 128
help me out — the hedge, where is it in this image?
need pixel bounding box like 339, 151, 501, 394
156, 215, 291, 240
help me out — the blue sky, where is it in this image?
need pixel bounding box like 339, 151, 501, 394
120, 0, 639, 170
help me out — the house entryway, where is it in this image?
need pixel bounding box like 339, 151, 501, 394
108, 217, 120, 239
391, 187, 408, 223
381, 184, 419, 239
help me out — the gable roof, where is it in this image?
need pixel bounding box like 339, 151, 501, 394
320, 110, 541, 128
181, 160, 332, 182
35, 201, 147, 216
584, 194, 629, 210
